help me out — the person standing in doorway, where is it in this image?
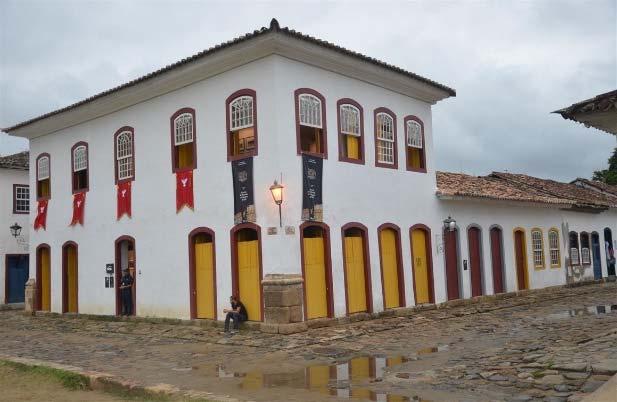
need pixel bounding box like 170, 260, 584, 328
119, 268, 134, 316
223, 295, 248, 333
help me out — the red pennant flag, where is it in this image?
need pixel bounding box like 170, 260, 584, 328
34, 199, 48, 230
117, 181, 132, 220
176, 170, 194, 212
70, 192, 86, 226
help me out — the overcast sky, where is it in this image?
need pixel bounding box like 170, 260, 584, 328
1, 0, 615, 181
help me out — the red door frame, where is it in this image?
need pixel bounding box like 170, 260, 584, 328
115, 235, 137, 316
229, 223, 264, 322
61, 241, 79, 313
35, 244, 51, 311
299, 221, 334, 320
467, 226, 483, 297
188, 227, 217, 320
490, 226, 505, 294
377, 223, 406, 308
409, 224, 435, 304
444, 228, 460, 300
514, 229, 528, 290
341, 222, 373, 315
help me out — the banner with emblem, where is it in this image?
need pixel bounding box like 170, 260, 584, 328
34, 199, 48, 230
70, 191, 86, 226
301, 154, 323, 221
231, 157, 255, 224
117, 181, 132, 220
176, 170, 194, 212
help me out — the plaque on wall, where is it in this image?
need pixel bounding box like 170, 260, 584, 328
231, 157, 256, 224
301, 154, 323, 221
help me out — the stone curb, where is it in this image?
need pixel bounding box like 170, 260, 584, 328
0, 303, 24, 311
0, 354, 239, 402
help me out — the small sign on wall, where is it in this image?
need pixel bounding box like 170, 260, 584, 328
106, 263, 114, 274
435, 234, 443, 254
267, 227, 278, 235
285, 226, 295, 235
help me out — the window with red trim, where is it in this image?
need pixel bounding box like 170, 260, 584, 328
374, 108, 397, 168
405, 116, 426, 172
71, 142, 89, 193
226, 90, 257, 160
337, 99, 364, 163
295, 89, 327, 158
114, 127, 135, 183
36, 153, 51, 200
170, 108, 196, 172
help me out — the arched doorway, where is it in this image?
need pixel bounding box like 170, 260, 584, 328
489, 226, 505, 294
467, 226, 483, 297
605, 228, 615, 276
378, 224, 405, 309
410, 225, 434, 304
342, 223, 372, 314
231, 224, 262, 321
300, 222, 333, 320
513, 228, 529, 290
444, 227, 460, 300
115, 236, 136, 316
189, 228, 216, 320
591, 232, 602, 280
36, 244, 51, 311
62, 242, 78, 313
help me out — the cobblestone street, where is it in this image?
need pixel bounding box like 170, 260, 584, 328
0, 283, 615, 402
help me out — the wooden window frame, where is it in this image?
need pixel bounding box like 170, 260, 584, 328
404, 115, 427, 173
530, 228, 545, 269
13, 184, 29, 214
580, 232, 591, 266
377, 223, 406, 309
114, 126, 135, 184
337, 98, 365, 164
294, 88, 328, 159
188, 227, 217, 320
70, 141, 89, 194
226, 89, 258, 161
569, 231, 580, 266
170, 107, 197, 173
340, 222, 373, 315
548, 228, 561, 268
36, 153, 51, 201
373, 107, 398, 169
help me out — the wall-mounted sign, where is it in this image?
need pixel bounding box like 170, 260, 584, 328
301, 155, 323, 221
106, 263, 114, 274
267, 227, 278, 235
285, 226, 295, 235
232, 157, 256, 224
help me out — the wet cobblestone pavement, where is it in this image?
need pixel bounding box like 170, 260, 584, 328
0, 283, 615, 402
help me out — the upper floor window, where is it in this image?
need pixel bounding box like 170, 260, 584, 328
337, 99, 364, 163
374, 108, 397, 168
548, 228, 561, 267
405, 116, 426, 172
114, 127, 135, 182
569, 231, 580, 266
227, 90, 257, 160
580, 232, 591, 265
36, 154, 51, 200
13, 184, 29, 214
170, 108, 196, 172
71, 142, 89, 193
295, 89, 327, 157
531, 229, 545, 268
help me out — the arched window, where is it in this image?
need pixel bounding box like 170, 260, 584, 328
405, 116, 426, 172
548, 228, 561, 268
374, 108, 397, 168
337, 99, 364, 163
36, 153, 51, 200
295, 89, 327, 157
580, 232, 591, 265
569, 231, 580, 266
71, 142, 89, 193
170, 108, 196, 172
530, 229, 545, 269
227, 90, 257, 160
114, 127, 135, 182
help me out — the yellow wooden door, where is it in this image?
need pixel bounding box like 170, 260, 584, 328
195, 242, 215, 319
380, 229, 400, 309
411, 229, 430, 304
346, 135, 359, 159
66, 247, 78, 313
350, 357, 371, 398
40, 249, 51, 311
303, 237, 328, 319
238, 240, 261, 321
344, 236, 367, 314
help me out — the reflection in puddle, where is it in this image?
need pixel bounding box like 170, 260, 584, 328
415, 344, 449, 355
217, 352, 438, 401
547, 305, 617, 320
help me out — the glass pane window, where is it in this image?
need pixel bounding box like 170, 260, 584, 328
581, 248, 591, 265
407, 120, 423, 148
531, 230, 544, 267
548, 230, 560, 266
174, 113, 194, 145
73, 146, 87, 172
14, 185, 29, 213
340, 104, 360, 136
38, 156, 50, 180
299, 94, 322, 128
116, 132, 134, 180
570, 248, 580, 264
376, 113, 394, 164
230, 96, 254, 130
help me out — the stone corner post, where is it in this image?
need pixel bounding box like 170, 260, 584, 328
24, 278, 37, 314
261, 274, 307, 334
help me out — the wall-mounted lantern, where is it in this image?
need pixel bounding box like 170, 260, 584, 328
10, 222, 22, 238
443, 216, 456, 232
269, 180, 284, 227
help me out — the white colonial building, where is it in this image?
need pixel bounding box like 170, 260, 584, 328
3, 20, 616, 322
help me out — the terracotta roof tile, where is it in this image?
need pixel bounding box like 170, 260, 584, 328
573, 178, 617, 196
0, 151, 29, 170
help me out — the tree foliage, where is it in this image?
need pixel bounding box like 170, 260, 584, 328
592, 147, 617, 185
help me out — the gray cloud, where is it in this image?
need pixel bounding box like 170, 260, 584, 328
1, 0, 615, 181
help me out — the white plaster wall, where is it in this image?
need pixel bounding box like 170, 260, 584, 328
0, 168, 30, 303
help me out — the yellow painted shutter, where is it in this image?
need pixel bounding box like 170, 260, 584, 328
344, 236, 367, 313
67, 247, 78, 313
412, 229, 430, 304
346, 135, 359, 159
238, 240, 261, 321
303, 237, 328, 319
177, 143, 193, 169
195, 242, 215, 319
41, 249, 51, 311
380, 229, 400, 309
408, 148, 422, 169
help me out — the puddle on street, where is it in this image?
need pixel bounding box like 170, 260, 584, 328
546, 305, 617, 320
215, 347, 448, 402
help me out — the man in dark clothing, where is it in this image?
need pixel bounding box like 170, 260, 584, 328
119, 268, 134, 316
223, 295, 248, 333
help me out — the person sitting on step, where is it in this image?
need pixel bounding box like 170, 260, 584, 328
223, 295, 248, 334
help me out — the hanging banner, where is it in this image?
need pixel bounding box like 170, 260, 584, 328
301, 154, 323, 221
176, 169, 194, 212
117, 181, 132, 220
70, 192, 86, 226
231, 157, 255, 224
34, 199, 48, 230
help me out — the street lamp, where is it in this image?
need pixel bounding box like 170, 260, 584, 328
10, 222, 22, 238
443, 216, 456, 232
269, 180, 284, 227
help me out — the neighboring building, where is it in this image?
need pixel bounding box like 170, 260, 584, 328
2, 20, 616, 321
0, 151, 30, 304
554, 89, 617, 135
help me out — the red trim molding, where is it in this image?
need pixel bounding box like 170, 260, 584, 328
70, 141, 89, 194
35, 153, 51, 201
294, 88, 328, 159
229, 223, 264, 321
12, 183, 29, 214
409, 224, 435, 304
299, 221, 334, 320
377, 223, 406, 308
170, 107, 197, 173
373, 107, 398, 169
35, 243, 51, 311
188, 227, 217, 320
113, 126, 136, 184
336, 98, 365, 165
115, 235, 137, 316
61, 241, 78, 314
226, 89, 258, 162
403, 115, 427, 173
340, 222, 373, 315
